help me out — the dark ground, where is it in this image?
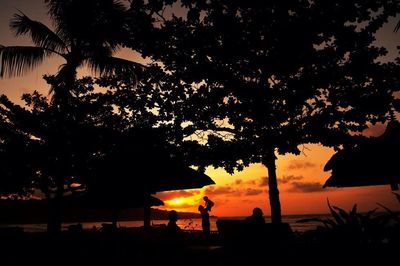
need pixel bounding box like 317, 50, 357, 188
0, 227, 398, 266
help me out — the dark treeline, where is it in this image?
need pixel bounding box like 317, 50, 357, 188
0, 200, 201, 224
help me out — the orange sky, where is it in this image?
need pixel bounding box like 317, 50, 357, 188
156, 141, 400, 216
1, 0, 400, 217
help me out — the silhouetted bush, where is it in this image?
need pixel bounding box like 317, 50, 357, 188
297, 197, 400, 245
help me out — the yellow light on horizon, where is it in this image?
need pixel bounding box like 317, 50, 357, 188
167, 198, 184, 206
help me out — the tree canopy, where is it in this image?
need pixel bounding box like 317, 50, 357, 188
124, 0, 400, 222
1, 0, 400, 227
0, 0, 142, 106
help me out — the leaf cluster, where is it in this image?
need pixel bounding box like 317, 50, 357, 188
297, 197, 400, 245
124, 0, 400, 171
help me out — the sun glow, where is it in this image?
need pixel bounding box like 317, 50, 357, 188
167, 198, 185, 206
162, 195, 202, 210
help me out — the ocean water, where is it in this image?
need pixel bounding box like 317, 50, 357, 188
2, 214, 332, 233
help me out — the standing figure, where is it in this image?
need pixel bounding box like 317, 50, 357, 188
198, 205, 211, 237
203, 196, 214, 212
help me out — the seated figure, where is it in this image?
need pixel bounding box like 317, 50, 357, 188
68, 223, 83, 232
217, 208, 294, 246
246, 207, 265, 224
167, 210, 183, 234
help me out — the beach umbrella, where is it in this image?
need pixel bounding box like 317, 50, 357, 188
323, 121, 400, 191
64, 191, 164, 209
84, 128, 215, 227
63, 191, 164, 227
89, 158, 214, 227
88, 128, 215, 193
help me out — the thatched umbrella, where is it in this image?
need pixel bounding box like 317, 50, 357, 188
87, 163, 214, 228
323, 121, 400, 191
84, 128, 215, 227
64, 191, 164, 227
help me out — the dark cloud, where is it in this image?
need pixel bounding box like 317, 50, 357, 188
279, 175, 304, 184
235, 179, 242, 185
287, 182, 325, 193
246, 180, 257, 185
205, 186, 235, 196
204, 180, 268, 198
244, 188, 264, 196
259, 176, 268, 186
287, 160, 316, 170
234, 179, 257, 186
156, 190, 197, 201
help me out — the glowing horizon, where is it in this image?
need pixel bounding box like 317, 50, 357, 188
156, 142, 400, 217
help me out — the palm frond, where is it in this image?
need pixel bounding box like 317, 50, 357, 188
350, 204, 358, 216
45, 0, 127, 46
44, 0, 65, 24
395, 19, 400, 32
377, 202, 394, 215
0, 46, 50, 78
394, 192, 400, 203
327, 199, 344, 225
10, 12, 67, 55
85, 56, 146, 81
333, 205, 350, 221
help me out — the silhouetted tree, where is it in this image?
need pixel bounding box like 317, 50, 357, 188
0, 96, 38, 198
0, 89, 106, 231
0, 69, 178, 230
0, 0, 141, 106
126, 0, 400, 223
0, 0, 144, 233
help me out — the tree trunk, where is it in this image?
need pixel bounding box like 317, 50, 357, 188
47, 189, 63, 234
112, 208, 119, 228
264, 150, 282, 224
47, 131, 68, 234
46, 65, 77, 234
144, 205, 151, 229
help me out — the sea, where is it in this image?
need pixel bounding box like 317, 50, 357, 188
1, 214, 332, 233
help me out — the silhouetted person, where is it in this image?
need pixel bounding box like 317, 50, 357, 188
68, 223, 83, 232
203, 196, 214, 212
198, 205, 211, 237
246, 207, 265, 224
167, 210, 183, 233
166, 210, 184, 247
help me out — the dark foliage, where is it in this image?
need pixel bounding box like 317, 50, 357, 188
124, 0, 400, 223
297, 196, 400, 245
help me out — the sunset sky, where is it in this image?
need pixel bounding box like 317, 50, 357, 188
1, 0, 400, 217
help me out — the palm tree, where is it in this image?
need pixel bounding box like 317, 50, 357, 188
0, 0, 143, 107
0, 0, 144, 233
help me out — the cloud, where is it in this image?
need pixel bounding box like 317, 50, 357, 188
246, 180, 257, 185
287, 160, 316, 170
205, 184, 264, 197
156, 190, 197, 201
259, 176, 268, 186
204, 180, 267, 198
287, 182, 325, 193
205, 186, 236, 196
235, 179, 242, 185
279, 175, 304, 184
244, 188, 264, 196
259, 175, 304, 186
163, 202, 194, 209
234, 178, 257, 186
